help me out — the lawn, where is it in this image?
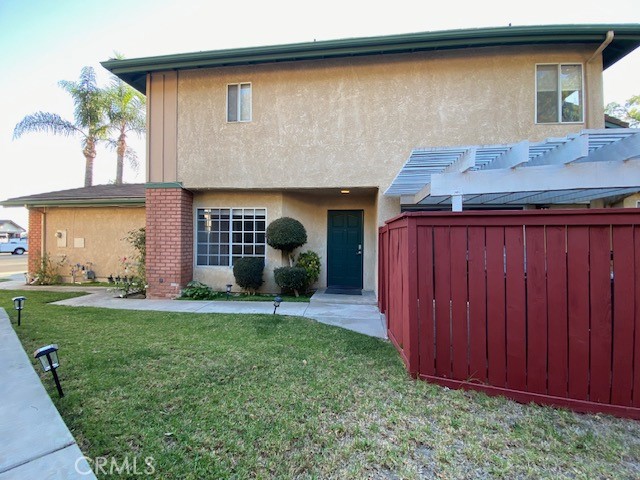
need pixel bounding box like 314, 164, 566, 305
2, 290, 639, 479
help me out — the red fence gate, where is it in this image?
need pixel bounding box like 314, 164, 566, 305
378, 209, 640, 419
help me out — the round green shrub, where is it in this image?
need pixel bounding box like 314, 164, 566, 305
274, 266, 308, 296
233, 257, 265, 293
266, 217, 307, 254
296, 251, 321, 285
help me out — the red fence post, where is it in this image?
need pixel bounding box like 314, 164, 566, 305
404, 216, 420, 377
378, 226, 387, 314
417, 223, 435, 377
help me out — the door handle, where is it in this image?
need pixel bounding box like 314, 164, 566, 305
356, 244, 362, 255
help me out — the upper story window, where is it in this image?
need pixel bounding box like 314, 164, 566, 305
196, 208, 266, 266
536, 64, 583, 124
227, 83, 252, 122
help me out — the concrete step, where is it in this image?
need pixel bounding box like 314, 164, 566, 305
310, 289, 377, 305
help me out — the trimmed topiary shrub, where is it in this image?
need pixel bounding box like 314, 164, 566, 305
266, 217, 307, 265
233, 257, 265, 294
296, 251, 321, 287
274, 266, 308, 297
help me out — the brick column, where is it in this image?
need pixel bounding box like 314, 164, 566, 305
27, 208, 43, 280
146, 186, 194, 298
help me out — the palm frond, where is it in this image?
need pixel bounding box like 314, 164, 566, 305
109, 51, 126, 61
13, 112, 81, 140
58, 66, 108, 132
104, 138, 118, 150
106, 80, 146, 134
124, 146, 140, 172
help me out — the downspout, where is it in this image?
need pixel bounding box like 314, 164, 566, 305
585, 30, 614, 128
587, 30, 614, 64
41, 207, 46, 261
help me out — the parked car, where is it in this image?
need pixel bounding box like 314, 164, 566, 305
0, 238, 28, 255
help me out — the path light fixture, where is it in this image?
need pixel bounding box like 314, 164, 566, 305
34, 344, 64, 398
226, 283, 232, 300
273, 296, 282, 315
12, 296, 26, 326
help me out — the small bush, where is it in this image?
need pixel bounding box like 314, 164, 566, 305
124, 227, 146, 291
233, 257, 265, 294
267, 217, 307, 260
274, 266, 308, 297
181, 281, 217, 300
296, 251, 321, 286
32, 253, 66, 285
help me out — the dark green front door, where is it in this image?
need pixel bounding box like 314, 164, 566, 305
327, 210, 363, 289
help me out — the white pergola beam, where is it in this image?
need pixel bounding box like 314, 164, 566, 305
451, 194, 463, 211
430, 158, 640, 196
528, 134, 589, 166
412, 183, 432, 205
442, 147, 476, 174
485, 141, 529, 170
581, 132, 640, 163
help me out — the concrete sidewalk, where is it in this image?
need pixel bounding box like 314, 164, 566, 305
0, 279, 387, 339
0, 309, 95, 479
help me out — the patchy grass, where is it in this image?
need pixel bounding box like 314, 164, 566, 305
2, 289, 639, 479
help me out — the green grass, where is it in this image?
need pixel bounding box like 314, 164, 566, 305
2, 289, 639, 479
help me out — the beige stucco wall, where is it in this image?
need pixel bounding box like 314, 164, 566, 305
41, 206, 145, 282
282, 189, 377, 291
169, 44, 603, 226
613, 193, 640, 208
192, 190, 377, 293
147, 43, 608, 294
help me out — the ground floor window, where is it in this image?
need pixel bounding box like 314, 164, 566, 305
196, 208, 266, 266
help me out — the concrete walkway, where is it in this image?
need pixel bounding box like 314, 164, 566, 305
0, 279, 387, 339
0, 309, 95, 479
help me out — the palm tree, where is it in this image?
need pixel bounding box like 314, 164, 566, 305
13, 66, 108, 187
105, 74, 146, 184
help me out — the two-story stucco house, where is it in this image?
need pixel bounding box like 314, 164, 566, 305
100, 24, 640, 299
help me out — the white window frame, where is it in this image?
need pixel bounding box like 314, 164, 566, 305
534, 63, 585, 125
226, 82, 252, 123
195, 207, 267, 267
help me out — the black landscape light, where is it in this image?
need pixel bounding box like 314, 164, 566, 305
12, 296, 26, 326
226, 283, 232, 300
273, 296, 282, 315
34, 344, 64, 398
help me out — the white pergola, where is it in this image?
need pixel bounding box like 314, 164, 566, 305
385, 129, 640, 211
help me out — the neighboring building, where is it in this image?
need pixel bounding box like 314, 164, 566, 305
604, 113, 630, 128
92, 25, 640, 297
1, 184, 145, 282
0, 220, 25, 241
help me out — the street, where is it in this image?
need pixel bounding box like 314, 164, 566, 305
0, 253, 27, 279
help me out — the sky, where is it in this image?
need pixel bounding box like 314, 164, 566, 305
1, 0, 639, 228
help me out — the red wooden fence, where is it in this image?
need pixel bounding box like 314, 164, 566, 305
378, 209, 640, 419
